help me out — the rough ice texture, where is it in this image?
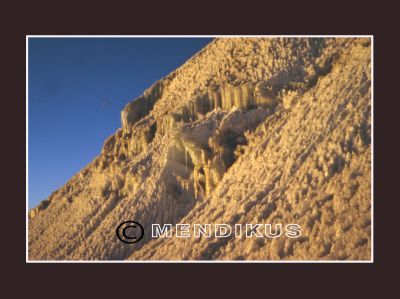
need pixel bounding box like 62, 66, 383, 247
29, 37, 371, 261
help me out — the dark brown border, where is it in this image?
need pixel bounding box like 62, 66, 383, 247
3, 0, 397, 296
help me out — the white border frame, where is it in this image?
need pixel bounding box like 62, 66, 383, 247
26, 35, 374, 263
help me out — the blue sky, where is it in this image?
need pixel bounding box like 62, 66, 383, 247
28, 37, 212, 209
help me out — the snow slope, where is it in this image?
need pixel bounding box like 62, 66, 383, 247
29, 37, 371, 260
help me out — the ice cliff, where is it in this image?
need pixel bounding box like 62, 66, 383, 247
29, 37, 371, 260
